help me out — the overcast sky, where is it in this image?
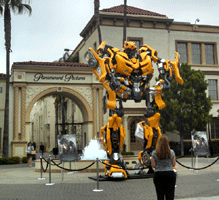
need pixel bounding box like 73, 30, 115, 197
0, 0, 218, 74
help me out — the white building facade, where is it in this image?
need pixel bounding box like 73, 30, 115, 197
1, 4, 219, 157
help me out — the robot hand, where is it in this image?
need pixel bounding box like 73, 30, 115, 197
150, 79, 166, 110
156, 52, 183, 90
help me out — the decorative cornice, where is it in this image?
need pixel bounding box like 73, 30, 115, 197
202, 71, 219, 75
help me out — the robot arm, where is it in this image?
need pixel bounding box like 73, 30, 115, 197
84, 41, 111, 83
149, 52, 183, 110
156, 52, 183, 88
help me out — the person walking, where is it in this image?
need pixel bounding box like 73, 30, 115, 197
25, 142, 34, 167
40, 142, 45, 156
32, 142, 36, 160
151, 136, 176, 200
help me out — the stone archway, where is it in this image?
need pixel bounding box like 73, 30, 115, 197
24, 86, 93, 152
26, 87, 92, 123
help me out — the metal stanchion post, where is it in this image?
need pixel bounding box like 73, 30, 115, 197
67, 162, 74, 175
195, 156, 199, 174
189, 148, 194, 171
93, 158, 103, 192
61, 163, 64, 181
38, 156, 45, 180
46, 155, 55, 185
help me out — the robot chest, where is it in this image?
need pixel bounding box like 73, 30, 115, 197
114, 55, 140, 76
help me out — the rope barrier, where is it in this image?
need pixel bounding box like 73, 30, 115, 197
176, 156, 219, 170
42, 157, 62, 166
39, 155, 219, 173
50, 159, 96, 172
41, 157, 49, 172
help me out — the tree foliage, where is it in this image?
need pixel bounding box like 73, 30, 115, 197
158, 63, 212, 135
0, 0, 31, 157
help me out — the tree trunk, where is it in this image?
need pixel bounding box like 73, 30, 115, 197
3, 50, 10, 158
94, 0, 102, 45
61, 97, 65, 135
55, 100, 58, 148
123, 0, 127, 45
72, 102, 75, 134
3, 5, 11, 158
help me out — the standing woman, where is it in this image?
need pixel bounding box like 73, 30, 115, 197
26, 142, 34, 167
151, 136, 176, 200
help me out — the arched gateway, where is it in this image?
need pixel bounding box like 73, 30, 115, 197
10, 61, 105, 157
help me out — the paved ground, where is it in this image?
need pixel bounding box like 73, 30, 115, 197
1, 154, 219, 200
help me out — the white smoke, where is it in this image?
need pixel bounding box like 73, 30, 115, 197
81, 139, 107, 160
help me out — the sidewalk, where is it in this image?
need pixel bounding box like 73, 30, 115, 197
0, 157, 219, 200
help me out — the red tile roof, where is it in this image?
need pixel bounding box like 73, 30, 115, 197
12, 61, 88, 68
101, 5, 166, 17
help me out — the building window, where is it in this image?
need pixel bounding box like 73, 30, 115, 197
127, 37, 143, 49
192, 43, 201, 64
208, 79, 218, 101
177, 43, 187, 63
0, 87, 2, 93
176, 41, 217, 65
205, 44, 215, 65
211, 117, 219, 139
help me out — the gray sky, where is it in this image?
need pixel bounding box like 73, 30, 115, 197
0, 0, 218, 74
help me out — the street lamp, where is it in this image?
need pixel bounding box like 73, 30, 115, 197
195, 18, 200, 24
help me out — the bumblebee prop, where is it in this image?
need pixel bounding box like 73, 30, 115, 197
85, 41, 183, 178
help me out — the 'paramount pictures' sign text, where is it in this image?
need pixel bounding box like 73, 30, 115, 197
33, 73, 86, 82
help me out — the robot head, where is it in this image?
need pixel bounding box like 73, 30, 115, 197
123, 41, 137, 59
123, 41, 137, 51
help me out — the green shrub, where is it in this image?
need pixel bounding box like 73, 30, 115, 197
0, 158, 4, 165
6, 157, 20, 164
22, 156, 28, 163
0, 156, 20, 165
0, 158, 7, 165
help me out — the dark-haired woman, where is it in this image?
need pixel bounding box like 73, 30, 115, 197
151, 136, 176, 200
25, 142, 34, 167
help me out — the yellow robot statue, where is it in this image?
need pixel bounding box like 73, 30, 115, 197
85, 41, 183, 178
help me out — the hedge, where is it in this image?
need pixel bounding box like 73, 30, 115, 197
0, 156, 20, 165
22, 156, 28, 163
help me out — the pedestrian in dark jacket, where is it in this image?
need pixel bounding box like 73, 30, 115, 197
40, 142, 45, 156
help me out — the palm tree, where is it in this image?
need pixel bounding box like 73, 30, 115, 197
94, 0, 102, 45
0, 0, 32, 157
123, 0, 127, 45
